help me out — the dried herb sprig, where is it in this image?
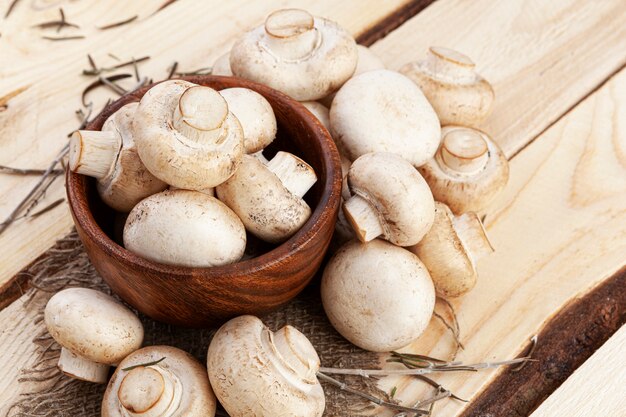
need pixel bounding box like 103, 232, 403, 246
173, 67, 212, 77
122, 357, 166, 371
4, 0, 21, 18
82, 55, 150, 76
0, 165, 64, 176
317, 372, 430, 415
82, 73, 132, 106
97, 15, 138, 30
41, 35, 85, 41
32, 8, 80, 32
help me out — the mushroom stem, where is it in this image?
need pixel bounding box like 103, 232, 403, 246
424, 46, 476, 83
69, 130, 121, 180
251, 150, 269, 164
118, 366, 183, 417
173, 86, 228, 144
342, 194, 384, 242
440, 127, 489, 174
272, 325, 319, 382
58, 347, 109, 383
263, 9, 319, 61
266, 151, 317, 197
453, 212, 494, 260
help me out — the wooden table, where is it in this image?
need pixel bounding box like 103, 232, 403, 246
1, 1, 625, 416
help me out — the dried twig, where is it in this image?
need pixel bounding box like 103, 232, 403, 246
82, 55, 150, 76
82, 73, 132, 106
41, 35, 85, 41
174, 67, 212, 76
99, 75, 127, 96
512, 335, 539, 372
32, 8, 79, 32
166, 61, 178, 79
317, 372, 430, 415
121, 357, 166, 371
97, 15, 138, 30
0, 166, 63, 176
4, 0, 21, 18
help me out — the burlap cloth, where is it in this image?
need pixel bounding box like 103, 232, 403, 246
6, 231, 395, 417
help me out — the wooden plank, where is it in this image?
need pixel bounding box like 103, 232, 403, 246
0, 0, 415, 292
371, 0, 626, 158
374, 67, 626, 416
530, 325, 626, 417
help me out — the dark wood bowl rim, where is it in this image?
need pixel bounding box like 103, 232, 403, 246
66, 75, 342, 281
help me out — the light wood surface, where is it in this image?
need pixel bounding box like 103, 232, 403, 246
0, 0, 412, 291
530, 325, 626, 417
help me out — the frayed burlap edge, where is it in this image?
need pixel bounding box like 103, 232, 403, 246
6, 231, 391, 417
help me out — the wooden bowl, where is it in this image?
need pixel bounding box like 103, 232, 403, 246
66, 76, 342, 328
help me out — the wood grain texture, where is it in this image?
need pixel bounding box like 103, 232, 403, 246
67, 76, 342, 327
461, 267, 626, 416
0, 0, 414, 292
371, 0, 626, 158
530, 324, 626, 417
373, 68, 626, 416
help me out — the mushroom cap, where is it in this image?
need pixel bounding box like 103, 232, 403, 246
418, 126, 509, 214
399, 47, 494, 128
330, 70, 441, 167
301, 101, 330, 131
212, 52, 233, 76
97, 102, 167, 212
44, 288, 143, 365
346, 152, 435, 246
321, 239, 435, 352
354, 44, 385, 74
408, 202, 477, 297
102, 345, 217, 417
123, 189, 246, 267
219, 87, 277, 153
207, 315, 325, 417
132, 80, 244, 189
230, 10, 358, 101
216, 155, 311, 243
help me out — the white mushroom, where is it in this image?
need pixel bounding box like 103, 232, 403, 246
418, 126, 509, 213
219, 87, 277, 153
123, 189, 246, 267
216, 152, 316, 243
102, 345, 217, 417
69, 103, 167, 212
44, 287, 144, 383
132, 80, 244, 190
211, 52, 233, 76
207, 315, 325, 417
343, 152, 435, 246
399, 46, 495, 128
301, 101, 330, 131
230, 8, 358, 101
408, 202, 493, 297
321, 240, 435, 352
330, 69, 441, 167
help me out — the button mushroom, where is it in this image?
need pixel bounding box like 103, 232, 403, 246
330, 69, 441, 167
343, 152, 435, 246
230, 8, 358, 101
408, 202, 494, 298
321, 240, 435, 352
44, 287, 144, 383
69, 103, 167, 212
301, 101, 330, 131
216, 152, 316, 243
123, 189, 246, 267
102, 345, 217, 417
219, 87, 277, 153
400, 46, 495, 128
132, 80, 244, 190
212, 52, 233, 76
207, 315, 325, 417
418, 125, 509, 213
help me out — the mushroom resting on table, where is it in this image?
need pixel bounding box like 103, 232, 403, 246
207, 315, 325, 417
44, 287, 144, 384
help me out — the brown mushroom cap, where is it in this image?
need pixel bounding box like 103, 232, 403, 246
399, 46, 494, 128
207, 315, 325, 417
123, 190, 246, 267
132, 80, 244, 190
419, 126, 509, 214
321, 239, 435, 352
102, 345, 217, 417
44, 288, 143, 378
230, 9, 357, 101
343, 152, 435, 246
216, 154, 313, 243
408, 202, 493, 297
330, 70, 441, 167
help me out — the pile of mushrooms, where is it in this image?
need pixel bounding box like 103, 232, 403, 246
58, 8, 515, 416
